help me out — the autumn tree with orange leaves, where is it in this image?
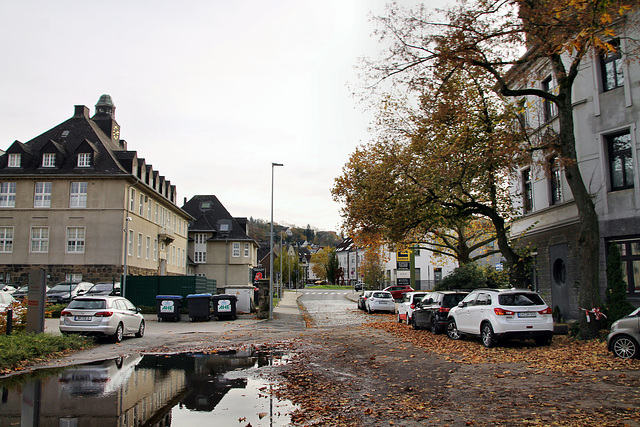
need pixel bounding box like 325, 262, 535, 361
342, 0, 638, 338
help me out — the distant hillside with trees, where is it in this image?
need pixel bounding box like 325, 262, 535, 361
246, 217, 340, 247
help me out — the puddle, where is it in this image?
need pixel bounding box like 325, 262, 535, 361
0, 346, 298, 426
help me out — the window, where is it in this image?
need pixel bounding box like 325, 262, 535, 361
195, 251, 206, 263
139, 194, 144, 216
30, 227, 49, 253
195, 233, 207, 244
147, 198, 152, 219
155, 203, 159, 223
232, 242, 240, 257
0, 182, 16, 207
66, 273, 82, 283
153, 238, 158, 261
0, 227, 13, 252
244, 243, 250, 257
77, 153, 91, 167
137, 233, 142, 257
522, 169, 533, 213
607, 130, 634, 190
541, 76, 557, 122
34, 182, 52, 207
7, 153, 20, 168
549, 157, 562, 205
172, 245, 176, 265
129, 189, 135, 211
610, 238, 640, 294
601, 40, 624, 91
66, 227, 85, 253
146, 236, 151, 259
70, 182, 87, 208
42, 153, 55, 168
128, 230, 134, 256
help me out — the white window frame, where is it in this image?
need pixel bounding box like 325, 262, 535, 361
139, 194, 144, 216
34, 182, 52, 208
0, 227, 13, 253
69, 182, 87, 208
66, 273, 83, 283
66, 227, 85, 254
146, 235, 151, 259
30, 227, 49, 253
137, 232, 143, 257
77, 153, 91, 167
244, 243, 250, 257
232, 242, 240, 258
153, 238, 158, 261
129, 189, 135, 212
7, 153, 20, 168
0, 182, 16, 207
147, 198, 152, 219
42, 153, 56, 168
128, 230, 134, 256
155, 203, 159, 223
195, 251, 206, 263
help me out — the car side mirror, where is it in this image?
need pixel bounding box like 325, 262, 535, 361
458, 301, 466, 308
77, 290, 85, 295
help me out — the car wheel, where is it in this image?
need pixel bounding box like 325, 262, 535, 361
411, 317, 420, 330
406, 315, 411, 325
430, 317, 439, 334
481, 323, 496, 348
446, 319, 461, 340
112, 323, 124, 343
611, 335, 639, 359
135, 320, 145, 338
534, 335, 552, 346
397, 312, 403, 323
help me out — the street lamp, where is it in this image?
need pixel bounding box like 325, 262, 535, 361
270, 162, 283, 320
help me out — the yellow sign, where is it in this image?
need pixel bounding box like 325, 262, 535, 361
397, 250, 411, 262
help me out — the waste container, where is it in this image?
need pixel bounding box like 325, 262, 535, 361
156, 295, 182, 322
186, 293, 213, 322
212, 294, 237, 320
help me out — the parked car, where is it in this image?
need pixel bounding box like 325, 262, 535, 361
85, 282, 121, 296
447, 288, 554, 348
358, 291, 374, 310
397, 292, 430, 324
365, 291, 395, 313
46, 282, 94, 304
59, 296, 145, 343
0, 290, 16, 310
607, 307, 640, 359
1, 284, 19, 294
12, 285, 51, 300
412, 291, 469, 333
383, 285, 415, 300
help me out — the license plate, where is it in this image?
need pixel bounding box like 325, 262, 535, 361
75, 316, 91, 321
517, 312, 536, 318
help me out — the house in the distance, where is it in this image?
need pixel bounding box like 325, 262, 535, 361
182, 195, 258, 289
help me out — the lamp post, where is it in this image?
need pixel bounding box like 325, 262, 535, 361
269, 162, 283, 320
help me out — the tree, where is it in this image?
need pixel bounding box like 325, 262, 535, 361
325, 249, 340, 285
360, 247, 387, 289
605, 243, 634, 326
310, 248, 341, 284
334, 67, 528, 283
435, 262, 509, 291
421, 218, 499, 266
274, 249, 305, 289
358, 0, 639, 338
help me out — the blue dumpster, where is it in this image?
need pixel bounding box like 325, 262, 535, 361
156, 295, 182, 322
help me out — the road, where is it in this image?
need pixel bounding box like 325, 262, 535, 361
294, 288, 367, 327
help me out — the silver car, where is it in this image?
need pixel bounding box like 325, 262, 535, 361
607, 307, 640, 359
59, 296, 145, 343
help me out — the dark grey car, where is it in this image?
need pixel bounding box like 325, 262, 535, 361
411, 291, 469, 333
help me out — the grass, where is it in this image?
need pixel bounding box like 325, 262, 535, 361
0, 332, 94, 374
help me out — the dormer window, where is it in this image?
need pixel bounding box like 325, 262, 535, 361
42, 153, 56, 168
7, 153, 20, 168
77, 153, 91, 167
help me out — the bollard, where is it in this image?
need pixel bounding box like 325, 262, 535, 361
6, 308, 12, 335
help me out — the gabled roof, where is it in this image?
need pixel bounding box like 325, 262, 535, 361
335, 237, 355, 252
182, 195, 256, 243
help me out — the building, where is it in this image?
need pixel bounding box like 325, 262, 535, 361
508, 20, 640, 318
0, 95, 191, 285
182, 195, 258, 288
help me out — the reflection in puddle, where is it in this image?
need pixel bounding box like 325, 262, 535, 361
0, 346, 297, 426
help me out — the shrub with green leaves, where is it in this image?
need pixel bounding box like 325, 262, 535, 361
605, 243, 634, 327
435, 262, 509, 291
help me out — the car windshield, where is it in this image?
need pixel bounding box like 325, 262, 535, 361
499, 293, 545, 306
50, 283, 78, 292
443, 293, 467, 307
67, 299, 107, 310
88, 284, 112, 292
372, 292, 392, 299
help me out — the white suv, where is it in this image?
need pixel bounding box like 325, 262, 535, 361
446, 288, 554, 348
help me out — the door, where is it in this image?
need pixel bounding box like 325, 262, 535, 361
549, 244, 570, 320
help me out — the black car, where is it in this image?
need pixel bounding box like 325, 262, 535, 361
85, 282, 121, 296
412, 290, 469, 333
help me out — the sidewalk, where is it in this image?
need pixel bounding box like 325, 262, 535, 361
270, 290, 306, 329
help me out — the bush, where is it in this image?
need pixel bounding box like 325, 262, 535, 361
0, 301, 28, 334
435, 262, 509, 291
605, 243, 634, 327
45, 303, 68, 319
0, 332, 93, 372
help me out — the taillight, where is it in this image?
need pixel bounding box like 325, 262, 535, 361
94, 311, 113, 317
494, 307, 515, 316
538, 306, 552, 315
439, 307, 450, 313
60, 310, 72, 317
410, 304, 415, 309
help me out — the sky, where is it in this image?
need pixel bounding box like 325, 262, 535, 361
0, 0, 446, 233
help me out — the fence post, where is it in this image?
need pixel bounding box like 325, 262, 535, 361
6, 308, 12, 335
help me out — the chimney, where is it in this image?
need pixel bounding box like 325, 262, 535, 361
74, 105, 90, 119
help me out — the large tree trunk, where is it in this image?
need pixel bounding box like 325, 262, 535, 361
557, 93, 602, 339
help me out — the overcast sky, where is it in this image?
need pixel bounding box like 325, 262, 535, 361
0, 0, 445, 232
